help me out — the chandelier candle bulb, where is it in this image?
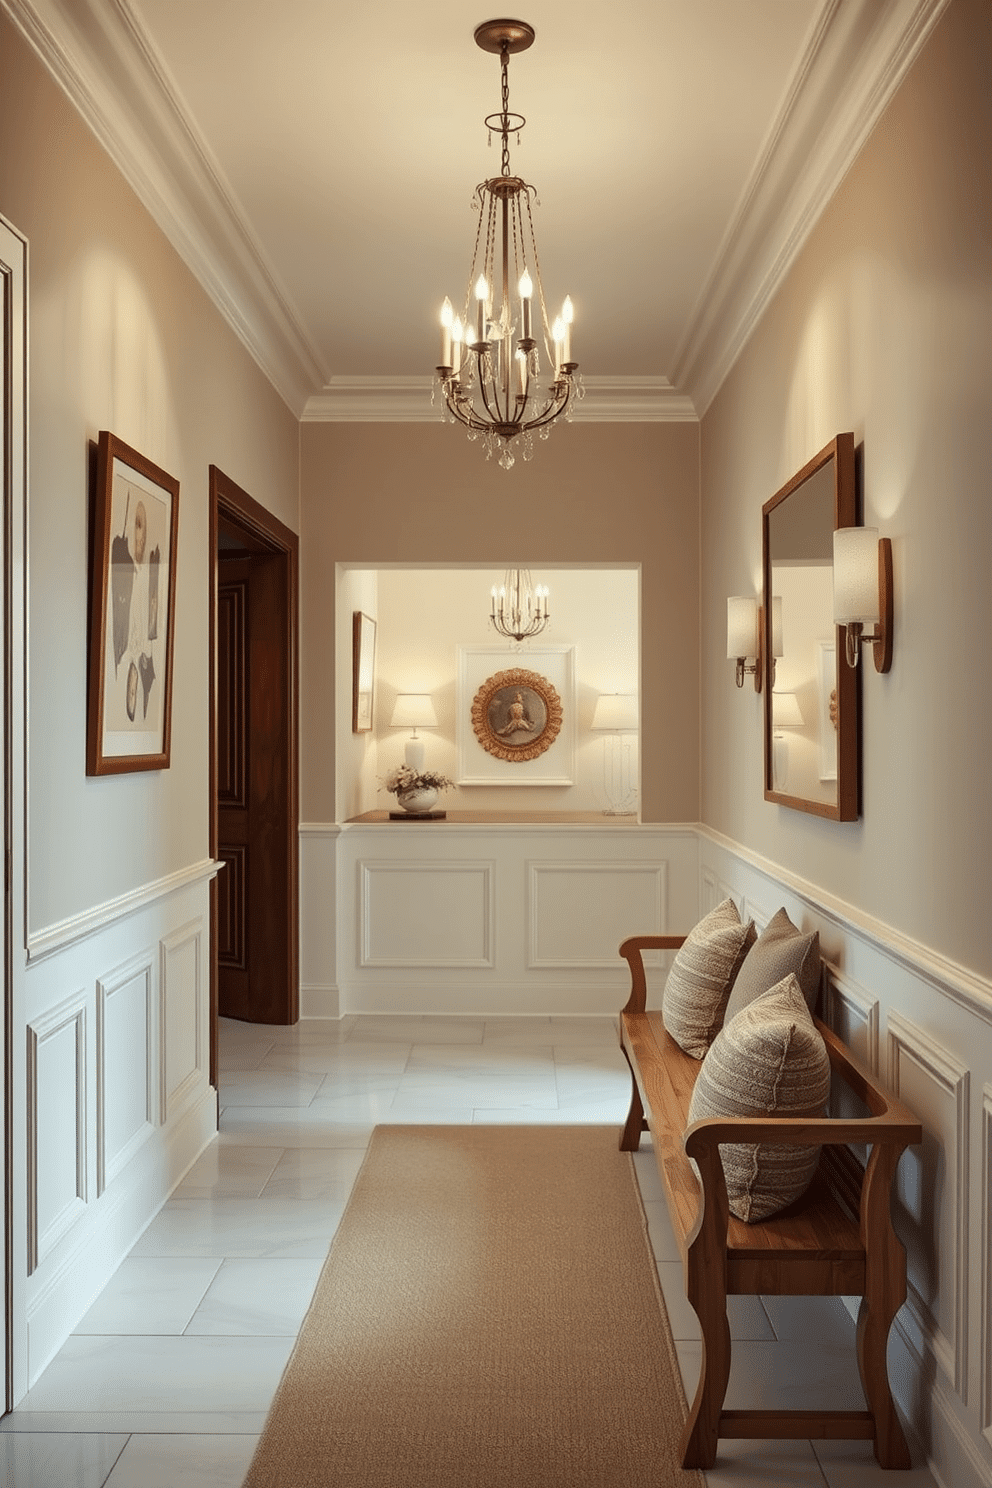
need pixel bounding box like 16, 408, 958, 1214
440, 297, 453, 367
562, 295, 573, 362
519, 269, 533, 340
475, 275, 488, 342
452, 316, 463, 374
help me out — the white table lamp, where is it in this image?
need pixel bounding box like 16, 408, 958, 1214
390, 694, 438, 771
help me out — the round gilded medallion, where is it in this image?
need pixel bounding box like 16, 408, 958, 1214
471, 668, 563, 762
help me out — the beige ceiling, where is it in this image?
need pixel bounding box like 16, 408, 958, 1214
10, 0, 948, 416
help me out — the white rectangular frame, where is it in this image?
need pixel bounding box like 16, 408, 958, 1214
456, 645, 576, 786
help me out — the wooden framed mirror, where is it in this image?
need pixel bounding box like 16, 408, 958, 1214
762, 433, 859, 820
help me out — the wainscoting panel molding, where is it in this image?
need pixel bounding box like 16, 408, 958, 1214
160, 920, 205, 1122
333, 822, 700, 1016
27, 990, 88, 1274
527, 860, 667, 969
697, 827, 992, 1488
96, 953, 156, 1197
888, 1010, 970, 1403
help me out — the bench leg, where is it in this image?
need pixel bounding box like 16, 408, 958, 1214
857, 1145, 913, 1469
680, 1272, 731, 1470
618, 1044, 644, 1151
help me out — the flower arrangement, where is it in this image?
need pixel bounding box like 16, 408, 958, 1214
383, 765, 454, 796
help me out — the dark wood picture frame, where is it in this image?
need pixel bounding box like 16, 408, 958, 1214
87, 430, 180, 774
352, 611, 376, 732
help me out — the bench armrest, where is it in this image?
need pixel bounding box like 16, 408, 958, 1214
619, 934, 687, 1014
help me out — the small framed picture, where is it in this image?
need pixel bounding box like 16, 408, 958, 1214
87, 431, 180, 774
352, 612, 376, 732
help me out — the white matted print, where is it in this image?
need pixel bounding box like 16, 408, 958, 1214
457, 645, 575, 785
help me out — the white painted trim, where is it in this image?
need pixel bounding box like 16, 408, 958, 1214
358, 859, 496, 970
526, 859, 667, 969
26, 857, 221, 963
96, 949, 156, 1196
26, 989, 88, 1273
301, 376, 698, 424
822, 961, 879, 1072
159, 918, 205, 1123
887, 1010, 970, 1402
674, 0, 952, 414
1, 2, 949, 424
336, 978, 630, 1018
698, 826, 992, 1023
2, 0, 325, 415
299, 823, 343, 839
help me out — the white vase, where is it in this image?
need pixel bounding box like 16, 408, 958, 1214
395, 787, 439, 814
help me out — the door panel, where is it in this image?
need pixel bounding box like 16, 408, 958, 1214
218, 554, 292, 1024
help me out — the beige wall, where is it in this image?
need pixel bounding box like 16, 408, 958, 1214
0, 12, 300, 931
700, 0, 991, 979
302, 421, 700, 825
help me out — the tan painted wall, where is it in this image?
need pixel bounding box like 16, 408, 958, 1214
301, 421, 700, 825
0, 13, 300, 931
700, 0, 991, 978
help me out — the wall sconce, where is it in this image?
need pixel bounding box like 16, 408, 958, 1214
727, 597, 762, 691
390, 693, 438, 770
832, 528, 893, 672
590, 693, 638, 816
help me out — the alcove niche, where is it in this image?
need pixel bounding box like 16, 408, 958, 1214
336, 565, 640, 821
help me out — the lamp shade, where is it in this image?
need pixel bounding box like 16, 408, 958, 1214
389, 694, 438, 730
833, 528, 880, 625
591, 694, 639, 732
772, 691, 804, 728
727, 597, 757, 659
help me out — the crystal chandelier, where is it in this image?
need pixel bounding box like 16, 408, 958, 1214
435, 19, 581, 470
490, 569, 550, 642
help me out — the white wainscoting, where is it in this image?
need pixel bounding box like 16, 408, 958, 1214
324, 821, 700, 1017
698, 827, 992, 1488
20, 867, 217, 1390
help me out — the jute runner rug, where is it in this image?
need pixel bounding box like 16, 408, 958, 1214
243, 1124, 704, 1487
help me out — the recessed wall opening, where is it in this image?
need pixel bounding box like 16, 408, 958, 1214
336, 565, 640, 822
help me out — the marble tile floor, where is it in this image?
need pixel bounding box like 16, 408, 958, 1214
0, 1014, 939, 1487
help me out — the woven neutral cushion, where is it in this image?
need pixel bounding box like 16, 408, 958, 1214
686, 974, 831, 1223
722, 907, 821, 1025
661, 899, 756, 1059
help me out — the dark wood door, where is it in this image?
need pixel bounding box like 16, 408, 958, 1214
217, 552, 294, 1024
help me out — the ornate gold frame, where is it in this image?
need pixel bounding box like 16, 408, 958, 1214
471, 667, 563, 763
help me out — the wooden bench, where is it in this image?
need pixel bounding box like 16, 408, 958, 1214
618, 933, 923, 1472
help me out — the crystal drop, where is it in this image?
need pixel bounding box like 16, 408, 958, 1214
499, 447, 515, 471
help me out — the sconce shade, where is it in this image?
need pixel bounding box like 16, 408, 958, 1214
833, 528, 881, 625
591, 694, 639, 732
390, 694, 438, 731
727, 597, 758, 659
772, 691, 804, 728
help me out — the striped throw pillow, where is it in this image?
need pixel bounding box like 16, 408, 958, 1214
686, 974, 830, 1223
662, 899, 756, 1059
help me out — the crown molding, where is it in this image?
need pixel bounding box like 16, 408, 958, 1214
4, 0, 950, 424
302, 376, 698, 424
674, 0, 951, 417
3, 0, 326, 416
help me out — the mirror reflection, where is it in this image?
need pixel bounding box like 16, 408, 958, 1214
762, 434, 858, 821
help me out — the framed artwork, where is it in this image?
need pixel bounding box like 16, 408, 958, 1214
352, 611, 376, 732
87, 430, 180, 775
457, 645, 575, 785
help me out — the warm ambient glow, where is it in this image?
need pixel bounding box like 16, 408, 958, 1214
434, 19, 582, 469
833, 527, 893, 671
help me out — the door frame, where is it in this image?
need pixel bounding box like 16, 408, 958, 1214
208, 466, 299, 1083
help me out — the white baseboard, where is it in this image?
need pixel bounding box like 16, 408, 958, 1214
24, 1085, 216, 1389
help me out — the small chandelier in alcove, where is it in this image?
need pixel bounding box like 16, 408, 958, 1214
434, 19, 582, 470
490, 568, 550, 642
